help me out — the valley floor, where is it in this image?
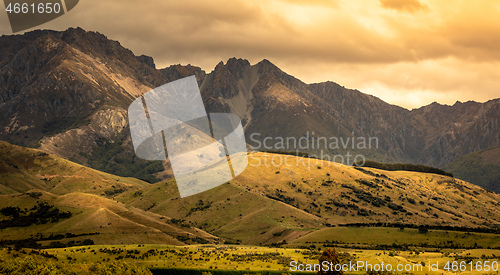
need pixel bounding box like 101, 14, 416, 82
1, 242, 500, 274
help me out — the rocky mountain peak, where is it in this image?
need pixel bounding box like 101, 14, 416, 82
0, 27, 169, 147
212, 58, 250, 77
205, 58, 252, 98
59, 28, 132, 62
138, 55, 156, 69
159, 64, 206, 85
225, 57, 250, 75
256, 59, 282, 73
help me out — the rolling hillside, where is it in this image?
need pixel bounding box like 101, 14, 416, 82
0, 191, 219, 247
116, 152, 500, 245
0, 140, 147, 195
0, 141, 217, 246
1, 140, 500, 248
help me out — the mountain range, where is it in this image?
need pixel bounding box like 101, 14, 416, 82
0, 27, 498, 189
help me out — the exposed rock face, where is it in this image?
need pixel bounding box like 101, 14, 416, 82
0, 28, 170, 182
0, 28, 167, 144
0, 28, 498, 183
138, 55, 156, 69
198, 59, 499, 167
411, 100, 500, 166
160, 64, 206, 85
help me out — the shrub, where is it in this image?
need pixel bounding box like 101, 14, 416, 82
317, 247, 343, 275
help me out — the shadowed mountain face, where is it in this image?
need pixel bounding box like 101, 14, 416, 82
410, 101, 500, 166
444, 146, 500, 192
0, 28, 498, 184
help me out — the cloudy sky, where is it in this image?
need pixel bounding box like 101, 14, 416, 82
1, 0, 499, 109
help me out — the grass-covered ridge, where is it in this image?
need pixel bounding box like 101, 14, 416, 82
355, 160, 453, 177
0, 140, 149, 195
116, 152, 500, 246
1, 144, 500, 274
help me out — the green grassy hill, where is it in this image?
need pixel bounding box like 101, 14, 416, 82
443, 146, 500, 193
291, 226, 500, 249
0, 140, 148, 195
0, 141, 217, 247
0, 189, 220, 245
116, 179, 324, 245
2, 141, 500, 248
2, 142, 500, 274
117, 152, 500, 245
0, 190, 218, 247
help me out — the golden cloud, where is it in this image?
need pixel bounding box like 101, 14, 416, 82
379, 0, 428, 13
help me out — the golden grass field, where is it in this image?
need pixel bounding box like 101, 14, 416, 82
2, 142, 500, 274
1, 242, 500, 274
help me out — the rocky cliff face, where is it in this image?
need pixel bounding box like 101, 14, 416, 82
0, 28, 498, 183
0, 28, 170, 182
411, 100, 500, 166
0, 28, 167, 144
196, 58, 499, 167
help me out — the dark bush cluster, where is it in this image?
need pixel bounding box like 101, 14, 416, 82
0, 232, 99, 249
338, 223, 500, 234
0, 202, 72, 229
187, 200, 212, 216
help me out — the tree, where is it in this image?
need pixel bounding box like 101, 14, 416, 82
317, 247, 343, 275
0, 206, 21, 218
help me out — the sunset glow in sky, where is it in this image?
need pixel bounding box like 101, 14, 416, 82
1, 0, 499, 109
